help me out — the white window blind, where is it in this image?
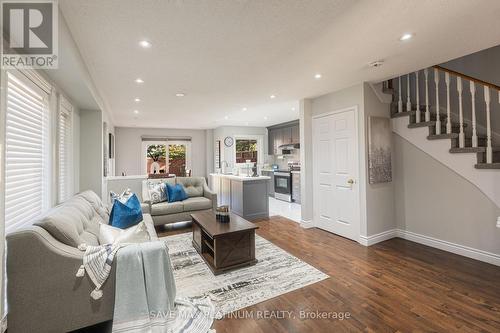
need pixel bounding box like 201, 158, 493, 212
57, 96, 73, 203
5, 72, 50, 233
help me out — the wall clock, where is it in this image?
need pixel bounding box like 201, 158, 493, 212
224, 136, 234, 147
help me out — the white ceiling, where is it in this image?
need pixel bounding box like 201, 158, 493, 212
59, 0, 500, 129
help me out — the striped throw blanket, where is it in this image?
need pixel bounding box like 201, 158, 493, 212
76, 243, 122, 299
112, 241, 215, 333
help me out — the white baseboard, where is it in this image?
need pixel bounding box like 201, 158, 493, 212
359, 229, 398, 246
397, 230, 500, 266
299, 219, 314, 229
356, 228, 500, 266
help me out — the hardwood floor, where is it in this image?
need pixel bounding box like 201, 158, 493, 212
158, 216, 500, 333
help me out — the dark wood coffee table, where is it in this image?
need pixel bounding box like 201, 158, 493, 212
191, 211, 258, 275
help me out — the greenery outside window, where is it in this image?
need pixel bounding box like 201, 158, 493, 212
235, 139, 258, 163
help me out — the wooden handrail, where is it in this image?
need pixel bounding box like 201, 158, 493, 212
433, 65, 500, 91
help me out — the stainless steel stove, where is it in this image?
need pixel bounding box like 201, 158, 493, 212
274, 170, 292, 202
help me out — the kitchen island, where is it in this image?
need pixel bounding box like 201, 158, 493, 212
209, 173, 271, 221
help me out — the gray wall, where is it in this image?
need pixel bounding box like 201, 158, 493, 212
394, 134, 500, 255
114, 127, 208, 177
363, 83, 396, 235
212, 126, 270, 170
440, 45, 500, 144
79, 109, 103, 196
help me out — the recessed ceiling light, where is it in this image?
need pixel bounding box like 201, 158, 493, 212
264, 116, 268, 120
270, 95, 276, 99
135, 78, 144, 84
134, 98, 141, 102
224, 115, 229, 120
291, 107, 295, 111
242, 107, 247, 111
139, 40, 152, 48
314, 73, 322, 79
400, 33, 413, 41
175, 93, 185, 97
133, 110, 139, 114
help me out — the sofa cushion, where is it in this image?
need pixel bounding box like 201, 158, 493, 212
182, 197, 212, 212
176, 177, 204, 197
151, 201, 183, 216
77, 190, 110, 223
35, 196, 100, 248
99, 222, 151, 245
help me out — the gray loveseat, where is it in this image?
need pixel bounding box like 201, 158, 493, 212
6, 190, 158, 333
142, 177, 217, 225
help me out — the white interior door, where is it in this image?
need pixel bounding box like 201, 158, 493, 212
313, 107, 359, 241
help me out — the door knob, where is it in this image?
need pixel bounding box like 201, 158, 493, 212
347, 179, 355, 185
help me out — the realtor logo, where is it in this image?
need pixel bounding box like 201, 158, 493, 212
1, 0, 58, 69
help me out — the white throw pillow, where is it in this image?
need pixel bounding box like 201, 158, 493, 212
99, 222, 151, 245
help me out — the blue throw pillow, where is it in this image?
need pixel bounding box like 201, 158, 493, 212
165, 183, 188, 203
109, 193, 143, 229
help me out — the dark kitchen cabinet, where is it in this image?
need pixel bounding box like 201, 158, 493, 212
267, 120, 300, 155
291, 124, 300, 144
282, 126, 292, 144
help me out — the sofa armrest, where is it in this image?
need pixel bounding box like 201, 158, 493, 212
141, 202, 151, 214
7, 227, 115, 332
203, 183, 217, 210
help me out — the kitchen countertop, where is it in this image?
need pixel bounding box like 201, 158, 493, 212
210, 173, 271, 181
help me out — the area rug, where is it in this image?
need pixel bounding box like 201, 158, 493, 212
162, 233, 329, 318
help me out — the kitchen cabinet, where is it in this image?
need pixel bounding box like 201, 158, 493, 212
267, 120, 300, 155
282, 126, 292, 144
261, 170, 275, 196
291, 124, 300, 144
292, 172, 301, 203
268, 130, 275, 155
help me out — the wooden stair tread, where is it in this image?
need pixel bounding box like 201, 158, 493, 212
450, 147, 486, 153
408, 121, 435, 128
392, 111, 414, 118
450, 147, 500, 154
475, 163, 500, 169
427, 133, 458, 140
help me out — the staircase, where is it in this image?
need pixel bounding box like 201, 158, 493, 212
384, 66, 500, 169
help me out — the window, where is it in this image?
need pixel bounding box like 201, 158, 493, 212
5, 71, 51, 233
142, 140, 192, 176
235, 139, 258, 163
58, 96, 73, 203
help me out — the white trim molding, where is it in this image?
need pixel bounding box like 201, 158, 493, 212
359, 229, 398, 246
299, 219, 314, 229
397, 230, 500, 267
356, 228, 500, 266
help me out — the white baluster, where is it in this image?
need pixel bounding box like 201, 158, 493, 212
434, 68, 441, 135
415, 71, 420, 123
470, 81, 477, 147
445, 72, 452, 134
485, 86, 492, 163
407, 74, 411, 112
424, 68, 430, 122
398, 76, 403, 113
457, 77, 465, 148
